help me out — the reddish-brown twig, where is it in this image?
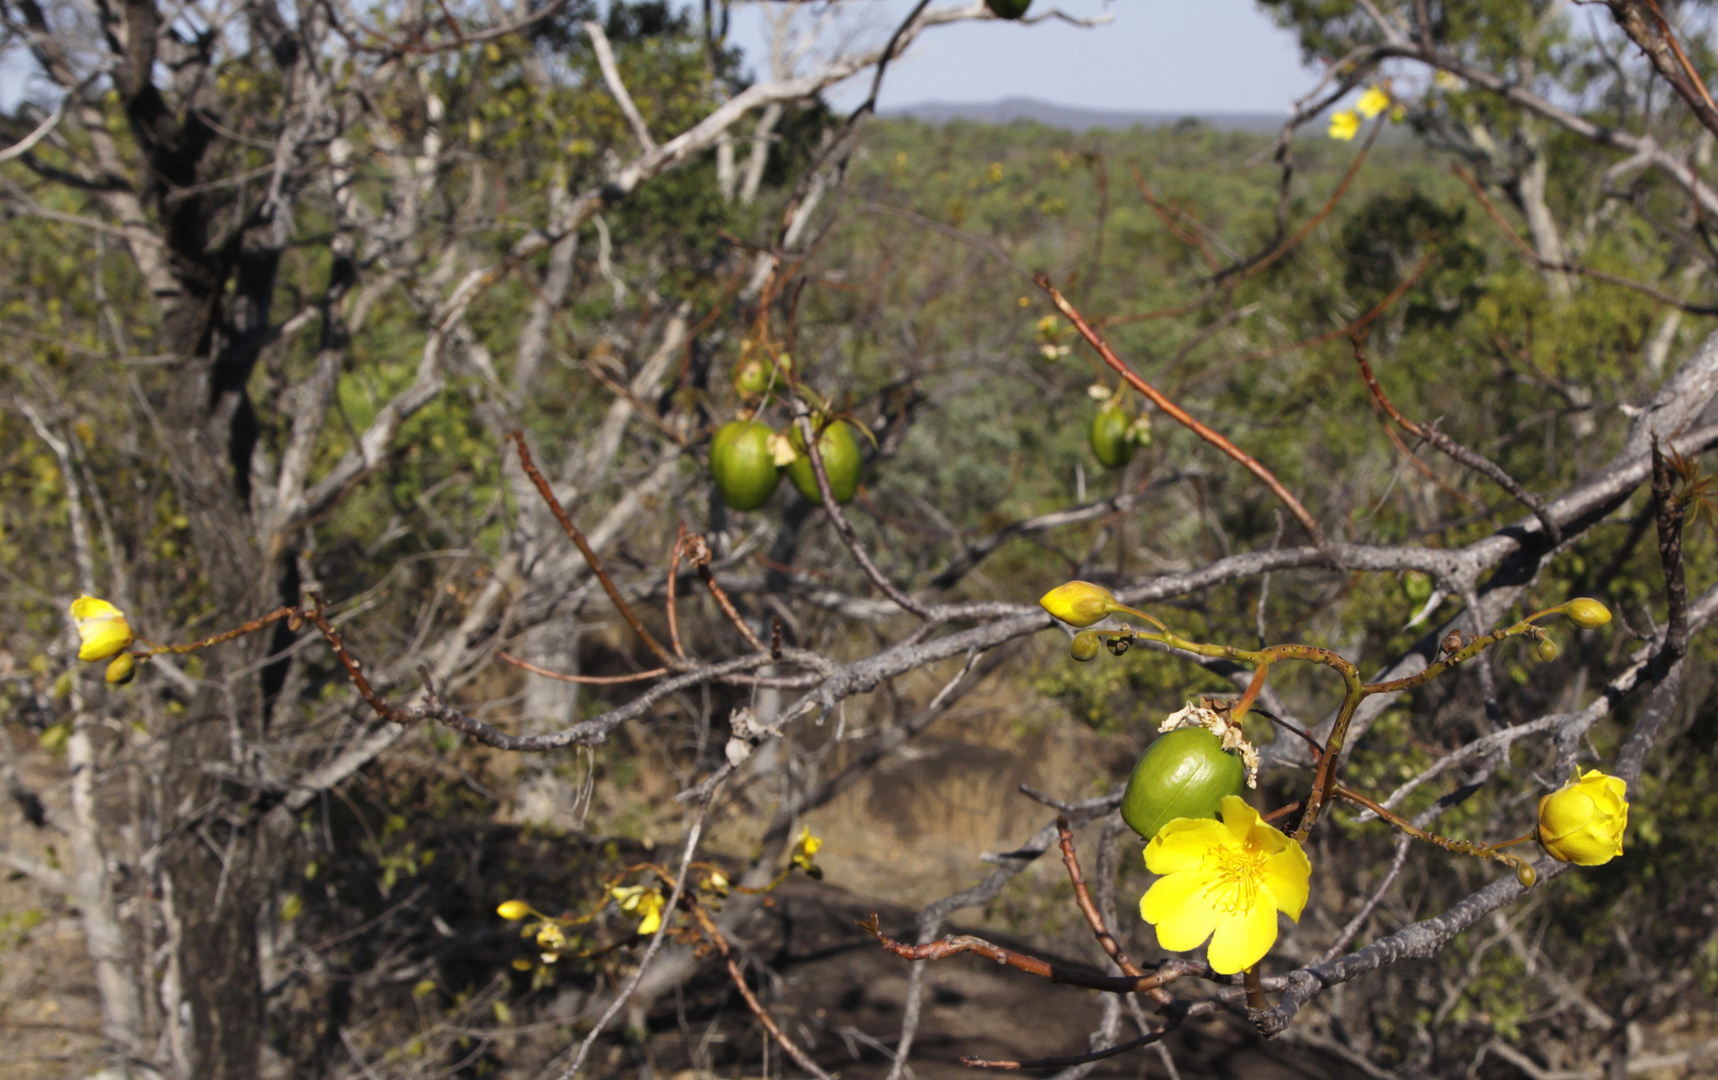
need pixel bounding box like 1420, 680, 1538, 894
494, 651, 668, 685
686, 904, 834, 1080
684, 533, 768, 652
301, 598, 397, 721
1212, 113, 1386, 285
1349, 335, 1560, 543
509, 431, 679, 667
666, 525, 687, 660
860, 915, 1190, 995
1038, 277, 1325, 544
1055, 818, 1145, 980
1452, 163, 1718, 315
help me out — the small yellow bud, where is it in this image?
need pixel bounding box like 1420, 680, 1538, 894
1514, 861, 1537, 889
496, 900, 531, 921
1039, 581, 1117, 628
1069, 631, 1101, 662
1536, 637, 1558, 663
1537, 769, 1628, 866
1564, 598, 1612, 629
105, 653, 136, 685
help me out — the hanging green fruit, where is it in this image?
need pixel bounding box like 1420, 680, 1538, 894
710, 420, 781, 511
785, 419, 862, 504
734, 353, 791, 399
1090, 405, 1136, 470
985, 0, 1031, 18
1120, 728, 1247, 840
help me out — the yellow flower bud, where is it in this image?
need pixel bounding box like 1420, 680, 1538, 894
1563, 598, 1612, 629
1537, 769, 1628, 866
1069, 631, 1101, 662
105, 653, 136, 685
1039, 581, 1117, 628
70, 595, 135, 662
496, 900, 531, 921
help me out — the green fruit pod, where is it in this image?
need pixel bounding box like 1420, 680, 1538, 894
710, 420, 781, 511
733, 359, 770, 398
1120, 728, 1246, 840
786, 420, 862, 504
1089, 406, 1136, 470
1536, 637, 1558, 663
985, 0, 1031, 18
1401, 570, 1433, 604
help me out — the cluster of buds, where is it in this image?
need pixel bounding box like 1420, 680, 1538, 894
70, 595, 137, 685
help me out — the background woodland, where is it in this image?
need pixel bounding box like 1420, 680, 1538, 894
5, 1, 1718, 1077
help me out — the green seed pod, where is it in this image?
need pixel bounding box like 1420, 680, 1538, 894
1089, 406, 1136, 470
1120, 728, 1247, 841
733, 358, 770, 398
984, 0, 1031, 17
1069, 632, 1101, 662
786, 420, 863, 504
1536, 637, 1558, 663
710, 420, 781, 511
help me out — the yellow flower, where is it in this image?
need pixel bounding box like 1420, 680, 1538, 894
610, 885, 666, 935
791, 826, 824, 877
1538, 769, 1628, 866
1355, 86, 1391, 119
1138, 796, 1311, 974
535, 921, 567, 961
496, 899, 531, 921
1564, 598, 1612, 629
70, 595, 134, 662
1328, 110, 1361, 142
1039, 580, 1118, 628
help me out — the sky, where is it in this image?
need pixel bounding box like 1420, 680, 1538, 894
725, 0, 1323, 115
0, 1, 1324, 116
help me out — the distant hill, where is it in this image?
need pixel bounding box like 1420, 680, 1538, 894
882, 96, 1285, 132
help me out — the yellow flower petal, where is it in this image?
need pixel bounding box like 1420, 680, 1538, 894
1355, 87, 1391, 119
1145, 816, 1230, 872
636, 905, 662, 936
1218, 795, 1261, 845
1328, 110, 1361, 141
70, 595, 134, 662
1140, 872, 1218, 952
70, 596, 120, 620
1206, 894, 1279, 974
1262, 843, 1311, 922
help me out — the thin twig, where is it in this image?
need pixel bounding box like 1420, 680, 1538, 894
861, 915, 1191, 995
685, 532, 768, 651
1349, 335, 1561, 543
687, 904, 835, 1080
510, 430, 679, 667
495, 652, 667, 685
1055, 818, 1144, 979
791, 406, 931, 617
666, 525, 687, 659
1038, 277, 1324, 544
